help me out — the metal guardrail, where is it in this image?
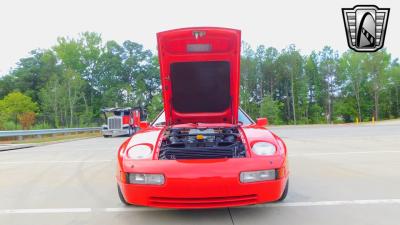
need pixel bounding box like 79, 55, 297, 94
0, 127, 101, 139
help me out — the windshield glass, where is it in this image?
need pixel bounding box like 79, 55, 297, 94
152, 108, 254, 126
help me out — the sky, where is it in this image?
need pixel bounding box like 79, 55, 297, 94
0, 0, 398, 76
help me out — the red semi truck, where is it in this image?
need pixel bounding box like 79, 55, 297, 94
101, 107, 142, 137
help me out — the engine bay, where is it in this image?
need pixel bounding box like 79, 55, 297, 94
158, 127, 246, 160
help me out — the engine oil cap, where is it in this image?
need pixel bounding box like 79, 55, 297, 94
196, 134, 204, 140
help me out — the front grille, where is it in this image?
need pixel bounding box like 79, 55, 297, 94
149, 194, 258, 208
159, 144, 246, 160
108, 117, 122, 130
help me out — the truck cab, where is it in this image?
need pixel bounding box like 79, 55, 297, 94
101, 107, 141, 137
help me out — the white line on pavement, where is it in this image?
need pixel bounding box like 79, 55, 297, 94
103, 207, 162, 212
1, 199, 400, 214
290, 150, 400, 157
0, 208, 92, 214
0, 160, 113, 165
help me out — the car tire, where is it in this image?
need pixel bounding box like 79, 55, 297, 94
277, 179, 289, 201
103, 135, 111, 138
117, 185, 131, 206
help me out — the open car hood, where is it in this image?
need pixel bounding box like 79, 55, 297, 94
157, 27, 241, 126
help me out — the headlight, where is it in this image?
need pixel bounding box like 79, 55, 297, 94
127, 145, 152, 159
127, 173, 165, 185
240, 170, 276, 183
252, 142, 276, 156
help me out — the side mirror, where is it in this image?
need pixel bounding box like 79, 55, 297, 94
256, 118, 268, 127
139, 121, 150, 129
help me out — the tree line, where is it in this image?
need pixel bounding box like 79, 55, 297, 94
241, 43, 399, 124
0, 32, 399, 129
0, 32, 161, 130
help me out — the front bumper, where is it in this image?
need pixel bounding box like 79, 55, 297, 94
119, 177, 287, 208
102, 129, 129, 137
117, 157, 288, 209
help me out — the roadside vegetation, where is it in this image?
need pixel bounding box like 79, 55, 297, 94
0, 32, 399, 129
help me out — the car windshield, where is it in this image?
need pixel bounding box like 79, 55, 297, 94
152, 108, 254, 126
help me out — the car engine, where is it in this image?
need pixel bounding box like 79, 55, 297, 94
158, 127, 246, 160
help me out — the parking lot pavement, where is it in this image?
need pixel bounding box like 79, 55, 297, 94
0, 122, 400, 225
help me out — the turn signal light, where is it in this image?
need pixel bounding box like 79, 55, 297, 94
276, 167, 286, 179
120, 171, 127, 183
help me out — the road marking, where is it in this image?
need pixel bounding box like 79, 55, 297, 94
1, 199, 400, 214
290, 150, 400, 157
0, 208, 92, 214
103, 207, 162, 212
0, 160, 113, 165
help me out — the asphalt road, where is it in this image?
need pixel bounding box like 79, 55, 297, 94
1, 122, 400, 225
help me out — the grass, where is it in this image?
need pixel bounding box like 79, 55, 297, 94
0, 132, 101, 144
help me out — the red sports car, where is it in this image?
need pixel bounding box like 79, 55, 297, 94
116, 27, 289, 209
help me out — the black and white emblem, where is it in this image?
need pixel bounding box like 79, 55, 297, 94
342, 5, 390, 52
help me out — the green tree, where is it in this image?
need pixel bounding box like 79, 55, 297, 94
387, 62, 400, 117
259, 95, 282, 124
0, 100, 8, 129
3, 50, 59, 102
0, 75, 16, 99
240, 42, 258, 118
338, 51, 367, 121
318, 46, 339, 123
54, 32, 103, 120
0, 92, 38, 129
146, 93, 163, 121
304, 51, 324, 123
64, 69, 85, 127
363, 50, 391, 120
39, 74, 63, 127
275, 45, 304, 124
262, 47, 279, 97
